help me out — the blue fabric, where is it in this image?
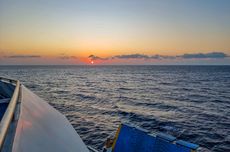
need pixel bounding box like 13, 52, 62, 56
114, 124, 197, 152
154, 137, 190, 152
156, 133, 176, 142
0, 81, 14, 120
0, 81, 15, 98
0, 103, 8, 121
176, 140, 199, 150
114, 124, 156, 152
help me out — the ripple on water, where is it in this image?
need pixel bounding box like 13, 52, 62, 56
1, 65, 230, 152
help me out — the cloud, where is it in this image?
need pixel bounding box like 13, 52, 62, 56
114, 54, 150, 59
113, 54, 177, 60
88, 55, 108, 60
59, 56, 78, 60
89, 54, 176, 61
88, 52, 229, 62
150, 55, 176, 60
179, 52, 228, 59
6, 55, 41, 58
115, 54, 178, 60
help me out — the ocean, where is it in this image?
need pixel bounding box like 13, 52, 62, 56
0, 65, 229, 152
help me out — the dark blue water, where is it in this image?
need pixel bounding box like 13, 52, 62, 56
0, 65, 229, 152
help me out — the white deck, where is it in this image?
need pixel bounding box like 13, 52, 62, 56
12, 85, 89, 152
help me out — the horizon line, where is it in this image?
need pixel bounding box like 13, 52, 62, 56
0, 64, 230, 66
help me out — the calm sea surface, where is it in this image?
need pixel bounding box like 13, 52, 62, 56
0, 65, 229, 151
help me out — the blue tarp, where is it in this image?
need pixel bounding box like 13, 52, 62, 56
0, 81, 15, 98
0, 103, 8, 121
114, 125, 156, 152
0, 81, 14, 121
113, 124, 198, 152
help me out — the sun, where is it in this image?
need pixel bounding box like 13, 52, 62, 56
91, 61, 94, 64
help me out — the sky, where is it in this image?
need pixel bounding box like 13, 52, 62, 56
0, 0, 230, 65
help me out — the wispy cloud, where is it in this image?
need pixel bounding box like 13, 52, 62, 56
58, 56, 78, 60
88, 55, 108, 60
88, 52, 229, 61
114, 54, 149, 59
113, 54, 176, 60
179, 52, 228, 59
1, 51, 229, 65
150, 55, 176, 60
6, 55, 41, 58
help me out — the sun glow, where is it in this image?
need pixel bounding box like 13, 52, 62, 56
91, 61, 94, 64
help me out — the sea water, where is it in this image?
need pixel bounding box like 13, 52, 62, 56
0, 65, 229, 152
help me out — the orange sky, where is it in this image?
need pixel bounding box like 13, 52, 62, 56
0, 0, 230, 64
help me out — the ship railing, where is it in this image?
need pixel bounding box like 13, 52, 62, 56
0, 77, 20, 150
88, 146, 99, 152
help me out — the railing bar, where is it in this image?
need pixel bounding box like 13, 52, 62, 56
0, 77, 20, 150
87, 146, 99, 152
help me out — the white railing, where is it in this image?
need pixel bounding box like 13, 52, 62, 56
0, 77, 20, 150
88, 146, 99, 152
